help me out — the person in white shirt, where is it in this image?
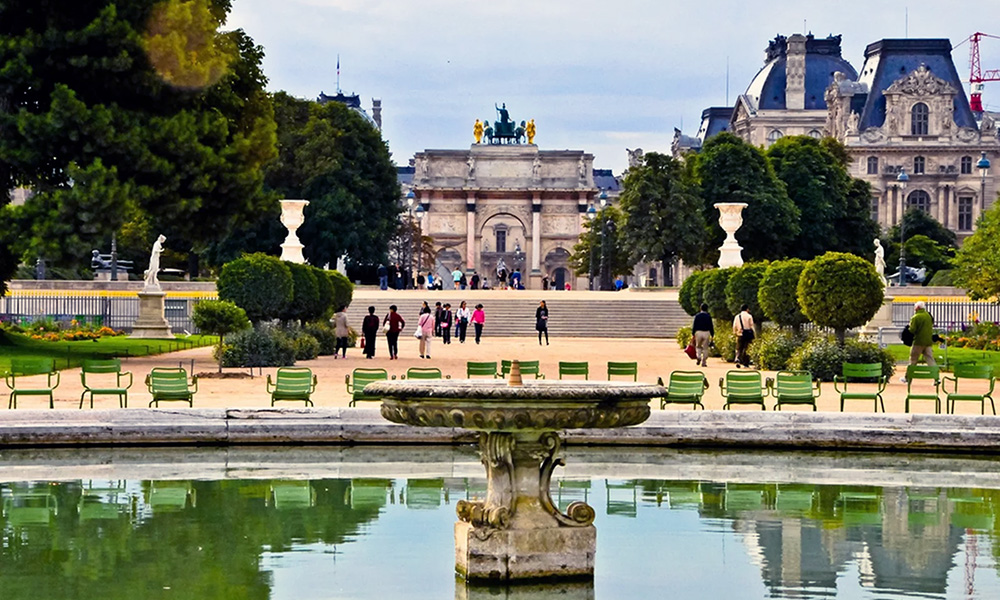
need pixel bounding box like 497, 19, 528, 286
732, 304, 756, 368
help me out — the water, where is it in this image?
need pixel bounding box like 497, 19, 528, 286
2, 446, 1000, 599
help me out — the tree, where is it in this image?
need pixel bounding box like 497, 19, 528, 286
797, 252, 884, 345
953, 204, 1000, 299
619, 152, 706, 279
328, 270, 354, 312
569, 204, 631, 288
217, 253, 292, 323
191, 300, 250, 373
265, 92, 399, 268
280, 262, 321, 326
678, 270, 709, 316
695, 133, 800, 262
725, 263, 769, 332
758, 258, 808, 332
702, 268, 736, 323
766, 136, 879, 259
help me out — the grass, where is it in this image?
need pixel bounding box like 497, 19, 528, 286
885, 344, 1000, 372
0, 331, 217, 372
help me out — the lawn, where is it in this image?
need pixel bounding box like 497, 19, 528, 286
0, 331, 217, 372
885, 344, 1000, 371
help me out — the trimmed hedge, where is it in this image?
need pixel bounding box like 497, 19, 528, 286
328, 270, 354, 311
218, 253, 293, 324
747, 327, 803, 371
758, 258, 808, 330
221, 324, 296, 368
281, 262, 322, 325
786, 334, 895, 381
702, 267, 736, 323
679, 271, 708, 316
798, 252, 884, 345
725, 262, 768, 325
676, 325, 693, 348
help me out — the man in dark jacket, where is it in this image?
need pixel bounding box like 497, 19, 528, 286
434, 302, 443, 337
691, 303, 714, 367
441, 303, 453, 344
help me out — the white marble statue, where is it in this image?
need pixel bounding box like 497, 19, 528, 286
144, 234, 166, 289
873, 238, 887, 286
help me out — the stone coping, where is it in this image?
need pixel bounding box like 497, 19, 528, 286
4, 408, 1000, 453
367, 379, 666, 400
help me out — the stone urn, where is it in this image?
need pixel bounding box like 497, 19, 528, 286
279, 199, 309, 264
714, 202, 748, 268
370, 370, 663, 582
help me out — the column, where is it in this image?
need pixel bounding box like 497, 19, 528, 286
933, 186, 943, 223
531, 193, 541, 274
466, 194, 476, 271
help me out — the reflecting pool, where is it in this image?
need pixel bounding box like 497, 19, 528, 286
2, 446, 1000, 599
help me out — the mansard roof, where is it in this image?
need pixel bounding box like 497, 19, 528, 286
698, 107, 733, 141
856, 39, 977, 131
745, 34, 858, 111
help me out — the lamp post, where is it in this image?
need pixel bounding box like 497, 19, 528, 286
896, 169, 909, 287
978, 151, 991, 213
598, 189, 610, 291
586, 203, 597, 291
406, 190, 415, 289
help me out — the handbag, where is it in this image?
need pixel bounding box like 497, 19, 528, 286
901, 325, 914, 347
684, 342, 697, 360
414, 329, 422, 339
382, 321, 390, 333
739, 315, 755, 343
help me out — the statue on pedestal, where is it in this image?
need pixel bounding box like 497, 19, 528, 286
144, 234, 166, 289
526, 119, 536, 144
873, 238, 887, 286
473, 119, 484, 144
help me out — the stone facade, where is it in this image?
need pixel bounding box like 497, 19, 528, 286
409, 144, 600, 290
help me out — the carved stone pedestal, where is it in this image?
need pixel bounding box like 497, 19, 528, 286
131, 290, 173, 339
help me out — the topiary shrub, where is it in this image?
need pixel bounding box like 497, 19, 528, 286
220, 324, 296, 368
787, 333, 894, 381
217, 253, 293, 324
747, 327, 803, 371
191, 300, 251, 373
313, 265, 335, 318
304, 322, 336, 355
679, 271, 708, 316
676, 325, 693, 348
281, 262, 322, 325
702, 267, 736, 323
798, 252, 884, 345
725, 262, 769, 329
292, 333, 320, 361
758, 258, 808, 332
328, 270, 354, 311
711, 327, 737, 362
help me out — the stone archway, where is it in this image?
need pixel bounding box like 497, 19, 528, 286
479, 213, 528, 283
543, 248, 572, 288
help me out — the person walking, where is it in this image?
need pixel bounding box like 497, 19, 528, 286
535, 300, 549, 345
472, 304, 486, 344
452, 268, 463, 290
333, 305, 349, 359
457, 301, 471, 343
383, 305, 405, 360
459, 273, 468, 290
908, 300, 936, 367
377, 264, 388, 290
732, 304, 755, 368
441, 303, 453, 345
417, 305, 434, 359
361, 306, 379, 359
691, 303, 714, 367
434, 302, 443, 337
470, 272, 480, 290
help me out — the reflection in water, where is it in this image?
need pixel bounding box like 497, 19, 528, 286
1, 469, 1000, 598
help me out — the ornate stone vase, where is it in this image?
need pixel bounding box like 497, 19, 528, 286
279, 199, 309, 264
714, 202, 748, 268
370, 373, 663, 583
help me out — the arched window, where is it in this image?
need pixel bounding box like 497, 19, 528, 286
766, 130, 783, 145
907, 189, 931, 213
961, 155, 973, 174
913, 156, 925, 174
911, 103, 929, 135
867, 156, 879, 175
808, 129, 822, 139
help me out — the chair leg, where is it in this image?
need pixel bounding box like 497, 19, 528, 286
990, 397, 996, 416
48, 393, 53, 410
79, 392, 86, 409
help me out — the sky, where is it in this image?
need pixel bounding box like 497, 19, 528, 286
227, 0, 1000, 174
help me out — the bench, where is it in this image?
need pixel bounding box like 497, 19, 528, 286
659, 370, 708, 410
145, 367, 197, 407
5, 358, 60, 409
267, 367, 317, 406
80, 358, 132, 408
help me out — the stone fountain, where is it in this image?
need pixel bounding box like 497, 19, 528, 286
370, 362, 663, 582
714, 202, 748, 268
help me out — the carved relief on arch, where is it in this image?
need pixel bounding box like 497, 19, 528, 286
475, 204, 531, 236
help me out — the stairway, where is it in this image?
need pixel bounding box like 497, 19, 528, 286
345, 291, 689, 339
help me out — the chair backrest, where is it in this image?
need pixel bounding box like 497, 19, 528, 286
11, 358, 55, 376
905, 364, 940, 381
275, 367, 314, 391
559, 361, 589, 379
406, 367, 443, 380
608, 361, 638, 381
148, 367, 190, 392
842, 363, 883, 380
518, 360, 542, 376
775, 371, 815, 395
725, 370, 764, 396
667, 371, 707, 396
500, 360, 512, 376
467, 362, 498, 378
82, 359, 122, 374
953, 364, 993, 380
352, 368, 388, 390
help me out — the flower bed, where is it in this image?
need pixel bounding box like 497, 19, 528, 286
2, 318, 126, 342
944, 322, 1000, 351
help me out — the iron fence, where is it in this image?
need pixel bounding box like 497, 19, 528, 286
891, 300, 1000, 330
0, 292, 210, 333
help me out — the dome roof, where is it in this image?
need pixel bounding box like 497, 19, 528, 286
744, 34, 858, 111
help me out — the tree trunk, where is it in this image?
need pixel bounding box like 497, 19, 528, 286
217, 334, 224, 373
836, 328, 847, 347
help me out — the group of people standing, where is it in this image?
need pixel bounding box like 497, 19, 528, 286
358, 302, 487, 360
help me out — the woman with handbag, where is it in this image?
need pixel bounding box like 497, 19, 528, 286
732, 304, 755, 368
383, 305, 405, 360
691, 303, 714, 367
417, 305, 434, 359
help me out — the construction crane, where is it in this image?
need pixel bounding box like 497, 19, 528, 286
956, 32, 1000, 112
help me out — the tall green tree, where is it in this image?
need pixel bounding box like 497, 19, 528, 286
618, 152, 705, 278
570, 204, 631, 289
695, 133, 800, 262
0, 0, 277, 279
884, 208, 959, 274
265, 92, 400, 268
954, 203, 1000, 299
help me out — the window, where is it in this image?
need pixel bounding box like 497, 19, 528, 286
766, 130, 783, 145
911, 103, 929, 135
867, 156, 879, 175
870, 197, 879, 222
808, 129, 822, 139
961, 155, 973, 174
959, 196, 974, 230
495, 229, 506, 254
913, 156, 925, 174
907, 189, 931, 213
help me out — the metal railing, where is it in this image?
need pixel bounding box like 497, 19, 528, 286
0, 291, 213, 333
891, 300, 1000, 329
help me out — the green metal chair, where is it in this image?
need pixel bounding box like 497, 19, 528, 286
770, 370, 820, 411
943, 364, 996, 415
403, 367, 450, 380
719, 370, 767, 410
659, 370, 708, 410
6, 358, 60, 409
904, 364, 940, 414
145, 367, 197, 407
466, 361, 500, 378
833, 363, 887, 412
500, 360, 546, 379
267, 367, 317, 407
558, 361, 589, 380
345, 368, 389, 406
80, 359, 132, 409
607, 361, 638, 381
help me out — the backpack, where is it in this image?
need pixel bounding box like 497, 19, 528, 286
900, 325, 914, 347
